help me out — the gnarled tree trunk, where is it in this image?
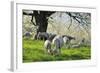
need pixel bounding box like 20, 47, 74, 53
34, 11, 48, 33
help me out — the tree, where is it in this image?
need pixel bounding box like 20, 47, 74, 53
23, 10, 55, 33
23, 10, 91, 40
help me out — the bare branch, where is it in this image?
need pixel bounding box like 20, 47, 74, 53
31, 11, 37, 26
68, 16, 72, 29
66, 12, 90, 34
23, 12, 33, 16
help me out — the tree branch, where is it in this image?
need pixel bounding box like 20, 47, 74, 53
23, 12, 34, 16
68, 16, 72, 29
31, 11, 37, 26
66, 12, 90, 34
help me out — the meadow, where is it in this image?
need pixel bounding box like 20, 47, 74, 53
23, 38, 91, 63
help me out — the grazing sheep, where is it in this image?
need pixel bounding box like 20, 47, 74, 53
37, 32, 49, 41
23, 32, 32, 39
62, 35, 75, 48
44, 40, 52, 54
48, 33, 56, 42
52, 35, 64, 55
62, 35, 75, 40
71, 38, 85, 48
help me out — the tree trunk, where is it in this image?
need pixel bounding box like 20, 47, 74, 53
34, 11, 48, 33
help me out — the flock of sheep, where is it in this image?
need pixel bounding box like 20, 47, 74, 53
33, 32, 75, 55
23, 32, 85, 56
44, 34, 75, 55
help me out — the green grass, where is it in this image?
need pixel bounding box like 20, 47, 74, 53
23, 38, 91, 63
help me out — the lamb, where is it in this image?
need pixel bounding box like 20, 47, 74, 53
62, 35, 75, 40
44, 35, 76, 55
62, 35, 75, 48
44, 40, 52, 54
52, 35, 64, 55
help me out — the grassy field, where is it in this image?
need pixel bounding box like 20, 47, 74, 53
23, 38, 91, 63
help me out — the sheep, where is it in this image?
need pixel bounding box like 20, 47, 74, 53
62, 35, 75, 40
23, 32, 32, 39
44, 40, 52, 54
48, 33, 56, 42
37, 32, 49, 41
52, 35, 64, 55
62, 35, 75, 48
71, 38, 85, 48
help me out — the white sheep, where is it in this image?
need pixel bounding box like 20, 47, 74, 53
52, 35, 64, 55
44, 40, 52, 54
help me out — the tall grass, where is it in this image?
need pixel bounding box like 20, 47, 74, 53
23, 38, 91, 63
